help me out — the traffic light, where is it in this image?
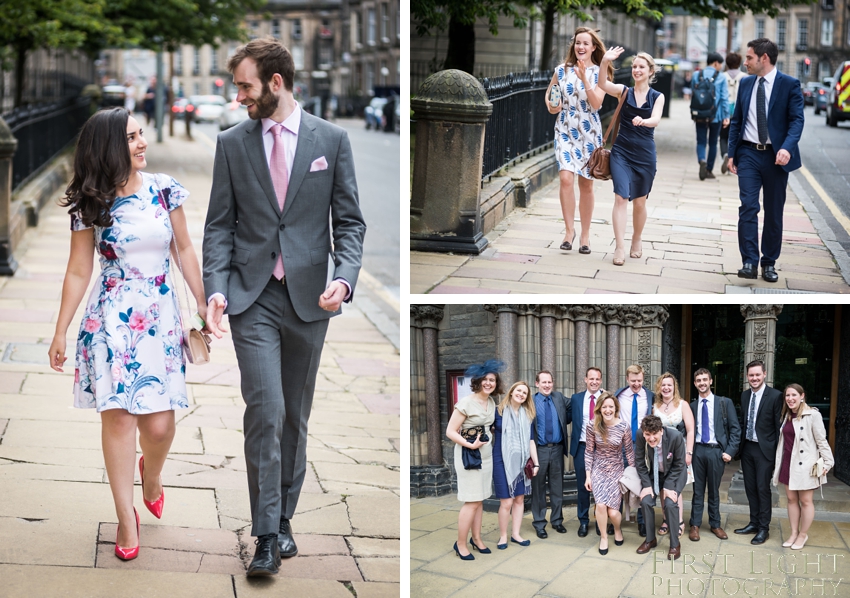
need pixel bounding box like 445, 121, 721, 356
215, 78, 224, 88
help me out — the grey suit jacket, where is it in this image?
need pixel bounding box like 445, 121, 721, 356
203, 111, 366, 322
690, 395, 741, 457
635, 426, 687, 494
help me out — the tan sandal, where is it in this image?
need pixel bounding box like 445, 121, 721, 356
630, 242, 642, 259
613, 248, 625, 266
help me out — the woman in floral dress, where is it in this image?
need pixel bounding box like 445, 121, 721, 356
47, 108, 207, 560
545, 27, 615, 254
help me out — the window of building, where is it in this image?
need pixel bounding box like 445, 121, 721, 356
292, 45, 304, 71
367, 8, 376, 45
755, 18, 765, 39
819, 61, 831, 81
352, 13, 360, 49
822, 18, 834, 45
366, 62, 374, 94
777, 60, 784, 73
319, 43, 333, 69
777, 19, 786, 49
174, 49, 182, 75
249, 21, 259, 39
822, 0, 834, 8
272, 19, 281, 39
381, 3, 389, 42
796, 60, 806, 79
210, 47, 218, 75
292, 19, 302, 40
193, 47, 200, 75
798, 18, 808, 48
193, 82, 200, 96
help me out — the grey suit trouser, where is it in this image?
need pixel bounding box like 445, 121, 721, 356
641, 476, 680, 549
531, 444, 564, 531
689, 443, 725, 529
230, 277, 329, 537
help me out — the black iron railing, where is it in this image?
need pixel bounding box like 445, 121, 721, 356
4, 96, 91, 191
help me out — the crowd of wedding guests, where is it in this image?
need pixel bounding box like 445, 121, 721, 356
446, 359, 834, 561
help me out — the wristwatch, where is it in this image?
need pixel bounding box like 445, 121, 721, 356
687, 451, 693, 455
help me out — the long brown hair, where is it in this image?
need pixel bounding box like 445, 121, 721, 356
498, 381, 536, 420
781, 383, 808, 422
592, 392, 620, 444
563, 27, 614, 81
654, 372, 683, 409
61, 108, 132, 228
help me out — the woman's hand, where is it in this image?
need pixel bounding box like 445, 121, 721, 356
686, 453, 692, 466
47, 335, 67, 372
574, 60, 587, 82
632, 116, 645, 127
603, 46, 624, 64
532, 464, 539, 477
584, 476, 592, 492
469, 433, 486, 449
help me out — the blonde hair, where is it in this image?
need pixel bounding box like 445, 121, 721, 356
653, 372, 683, 409
498, 381, 536, 420
563, 27, 615, 82
632, 52, 658, 84
626, 364, 644, 377
592, 392, 620, 444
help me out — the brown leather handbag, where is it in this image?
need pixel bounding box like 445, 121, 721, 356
586, 89, 628, 180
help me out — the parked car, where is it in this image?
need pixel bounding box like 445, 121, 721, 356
803, 82, 822, 106
171, 98, 190, 120
101, 84, 125, 107
364, 97, 388, 130
188, 95, 227, 123
219, 100, 249, 130
826, 61, 850, 127
814, 84, 829, 115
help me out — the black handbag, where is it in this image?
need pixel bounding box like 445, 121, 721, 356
460, 426, 489, 470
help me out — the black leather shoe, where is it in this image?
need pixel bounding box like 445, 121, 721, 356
638, 522, 646, 537
536, 528, 548, 539
762, 265, 778, 283
247, 534, 281, 577
751, 530, 769, 545
737, 264, 758, 279
578, 523, 589, 537
553, 524, 567, 534
278, 518, 298, 558
734, 524, 759, 535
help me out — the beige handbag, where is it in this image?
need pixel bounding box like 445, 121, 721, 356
169, 235, 211, 366
586, 90, 628, 180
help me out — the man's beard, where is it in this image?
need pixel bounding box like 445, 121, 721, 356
248, 82, 279, 120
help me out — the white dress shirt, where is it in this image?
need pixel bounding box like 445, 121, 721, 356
743, 66, 777, 145
580, 389, 600, 442
747, 384, 766, 442
617, 387, 648, 430
696, 393, 717, 445
261, 106, 300, 173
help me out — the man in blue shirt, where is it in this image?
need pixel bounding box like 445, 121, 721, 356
693, 52, 730, 180
531, 370, 571, 539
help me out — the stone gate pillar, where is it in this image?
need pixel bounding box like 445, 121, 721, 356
0, 118, 19, 275
485, 304, 520, 385
410, 70, 493, 254
740, 304, 783, 389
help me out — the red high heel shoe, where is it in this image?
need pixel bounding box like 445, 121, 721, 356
139, 455, 165, 519
115, 507, 140, 560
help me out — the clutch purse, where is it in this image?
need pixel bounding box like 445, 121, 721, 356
811, 457, 825, 478
183, 328, 212, 365
524, 457, 535, 479
687, 463, 695, 485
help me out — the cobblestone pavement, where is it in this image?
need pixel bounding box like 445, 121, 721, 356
0, 128, 399, 597
411, 99, 849, 295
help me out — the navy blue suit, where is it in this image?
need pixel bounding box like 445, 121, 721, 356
568, 391, 595, 525
727, 69, 804, 268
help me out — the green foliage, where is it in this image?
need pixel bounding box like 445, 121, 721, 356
412, 0, 527, 36
0, 0, 121, 53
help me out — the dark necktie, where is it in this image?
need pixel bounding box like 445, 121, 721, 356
589, 394, 595, 421
631, 393, 639, 442
545, 396, 554, 443
757, 77, 767, 144
746, 391, 757, 441
701, 399, 710, 444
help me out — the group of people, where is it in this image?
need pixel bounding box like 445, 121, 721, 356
447, 359, 834, 561
47, 37, 366, 577
546, 29, 804, 283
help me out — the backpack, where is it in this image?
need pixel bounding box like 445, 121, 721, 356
690, 69, 718, 121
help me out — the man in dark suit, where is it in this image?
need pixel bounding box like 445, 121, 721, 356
614, 364, 655, 536
727, 38, 804, 283
635, 415, 688, 561
531, 370, 571, 538
734, 359, 782, 545
569, 367, 603, 537
687, 368, 741, 542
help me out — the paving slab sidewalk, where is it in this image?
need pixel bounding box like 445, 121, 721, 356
0, 126, 399, 597
411, 98, 849, 295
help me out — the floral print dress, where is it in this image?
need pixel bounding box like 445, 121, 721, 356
553, 63, 604, 178
72, 172, 189, 414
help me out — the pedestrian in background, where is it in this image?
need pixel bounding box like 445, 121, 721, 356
123, 78, 137, 114
691, 52, 729, 180
545, 27, 614, 255
47, 108, 207, 561
598, 48, 665, 266
143, 77, 156, 125
720, 53, 746, 174
772, 383, 834, 550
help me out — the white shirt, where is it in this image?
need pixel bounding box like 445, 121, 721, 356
747, 384, 766, 442
743, 66, 777, 145
696, 393, 717, 445
580, 389, 601, 442
617, 387, 648, 431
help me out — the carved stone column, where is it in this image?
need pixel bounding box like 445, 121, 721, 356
740, 304, 783, 389
622, 305, 669, 384
486, 304, 520, 386
570, 305, 596, 390
539, 305, 559, 376
603, 306, 623, 392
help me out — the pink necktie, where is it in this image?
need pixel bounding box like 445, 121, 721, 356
589, 394, 595, 420
270, 123, 288, 280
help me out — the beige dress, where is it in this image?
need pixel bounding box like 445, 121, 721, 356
453, 395, 495, 502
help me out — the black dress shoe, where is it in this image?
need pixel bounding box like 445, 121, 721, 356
762, 265, 778, 283
278, 518, 298, 558
536, 528, 548, 539
247, 534, 281, 577
751, 530, 769, 545
734, 524, 759, 535
738, 264, 758, 279
553, 524, 567, 534
638, 522, 646, 537
578, 523, 589, 537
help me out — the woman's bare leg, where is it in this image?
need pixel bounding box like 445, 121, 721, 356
559, 170, 577, 244
577, 175, 595, 248
136, 410, 176, 503
511, 495, 526, 541
101, 409, 139, 548
631, 195, 648, 256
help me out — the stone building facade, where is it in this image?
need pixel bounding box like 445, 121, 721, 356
410, 304, 850, 498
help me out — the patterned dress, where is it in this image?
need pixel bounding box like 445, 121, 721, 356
584, 420, 635, 508
71, 172, 189, 414
553, 63, 604, 178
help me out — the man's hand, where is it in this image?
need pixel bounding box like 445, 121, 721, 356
663, 489, 678, 502
640, 487, 653, 499
722, 118, 730, 128
775, 149, 791, 166
319, 280, 347, 313
727, 157, 737, 175
206, 295, 228, 339
722, 453, 732, 463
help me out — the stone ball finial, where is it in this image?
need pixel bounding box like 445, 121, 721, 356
411, 69, 493, 124
0, 117, 18, 159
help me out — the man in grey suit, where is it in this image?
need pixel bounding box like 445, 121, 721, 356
635, 415, 688, 561
202, 37, 366, 576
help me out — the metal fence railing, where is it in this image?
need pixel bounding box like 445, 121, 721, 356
4, 96, 91, 191
411, 60, 531, 96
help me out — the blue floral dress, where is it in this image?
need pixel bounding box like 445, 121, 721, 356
553, 63, 604, 178
71, 172, 189, 414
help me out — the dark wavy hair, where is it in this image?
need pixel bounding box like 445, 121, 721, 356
61, 108, 132, 228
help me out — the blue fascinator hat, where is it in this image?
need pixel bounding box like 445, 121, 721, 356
464, 359, 506, 380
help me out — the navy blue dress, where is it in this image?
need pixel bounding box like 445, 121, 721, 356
610, 87, 661, 201
492, 409, 534, 499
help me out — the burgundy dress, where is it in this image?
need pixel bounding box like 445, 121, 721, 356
778, 419, 796, 485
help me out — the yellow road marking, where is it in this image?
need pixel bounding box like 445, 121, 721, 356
359, 269, 399, 312
192, 128, 218, 151
799, 164, 850, 234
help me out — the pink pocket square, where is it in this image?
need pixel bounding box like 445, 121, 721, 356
310, 156, 328, 172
